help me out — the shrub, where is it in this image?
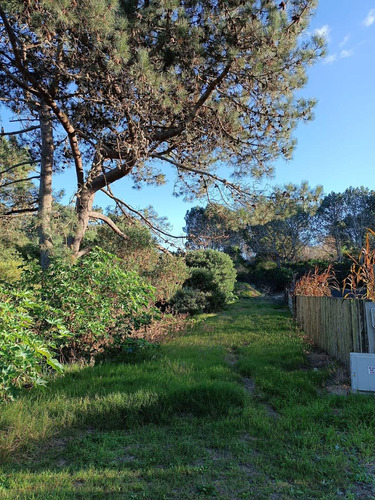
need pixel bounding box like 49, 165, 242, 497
146, 253, 190, 304
172, 249, 237, 313
246, 260, 293, 292
235, 282, 262, 299
170, 287, 210, 315
0, 285, 67, 401
0, 245, 25, 283
96, 220, 189, 304
24, 247, 158, 361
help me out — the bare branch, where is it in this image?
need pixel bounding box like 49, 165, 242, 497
151, 153, 256, 201
1, 206, 38, 217
75, 246, 92, 259
88, 210, 129, 241
0, 125, 39, 136
100, 188, 185, 241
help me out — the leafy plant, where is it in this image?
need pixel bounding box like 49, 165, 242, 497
246, 260, 293, 292
170, 287, 210, 315
0, 286, 67, 401
96, 218, 189, 303
0, 245, 25, 283
23, 247, 158, 361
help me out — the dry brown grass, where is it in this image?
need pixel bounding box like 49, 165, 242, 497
135, 312, 195, 342
344, 229, 375, 300
294, 264, 338, 297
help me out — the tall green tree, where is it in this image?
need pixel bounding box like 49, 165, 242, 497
316, 187, 375, 260
0, 0, 324, 266
183, 204, 245, 251
244, 182, 323, 265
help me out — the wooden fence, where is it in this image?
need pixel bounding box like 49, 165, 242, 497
295, 295, 372, 368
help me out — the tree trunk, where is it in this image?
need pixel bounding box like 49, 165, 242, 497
334, 230, 343, 262
71, 186, 95, 257
38, 103, 54, 270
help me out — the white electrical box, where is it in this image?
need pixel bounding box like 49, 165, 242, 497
350, 353, 375, 393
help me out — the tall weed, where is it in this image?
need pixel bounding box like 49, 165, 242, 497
344, 229, 375, 299
294, 265, 338, 297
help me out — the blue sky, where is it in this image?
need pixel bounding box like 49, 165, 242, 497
2, 1, 375, 239
271, 1, 375, 195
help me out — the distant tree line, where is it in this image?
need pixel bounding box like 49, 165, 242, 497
184, 184, 375, 265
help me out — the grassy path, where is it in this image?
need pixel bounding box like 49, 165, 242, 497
0, 297, 374, 499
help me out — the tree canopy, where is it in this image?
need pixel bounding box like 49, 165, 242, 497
315, 187, 375, 261
0, 0, 324, 265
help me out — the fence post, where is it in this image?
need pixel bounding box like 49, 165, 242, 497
364, 302, 375, 353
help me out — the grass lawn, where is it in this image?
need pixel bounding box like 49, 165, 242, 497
0, 296, 374, 499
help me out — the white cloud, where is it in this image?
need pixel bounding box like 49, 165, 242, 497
340, 49, 354, 58
314, 25, 331, 41
323, 54, 337, 65
339, 34, 350, 47
363, 9, 375, 27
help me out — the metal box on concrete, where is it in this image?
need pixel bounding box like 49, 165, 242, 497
350, 353, 375, 393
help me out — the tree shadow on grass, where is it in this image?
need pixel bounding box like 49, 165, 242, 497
0, 345, 247, 467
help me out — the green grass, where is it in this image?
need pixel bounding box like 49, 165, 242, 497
0, 297, 374, 499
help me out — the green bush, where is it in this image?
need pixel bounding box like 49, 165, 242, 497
0, 286, 67, 401
95, 220, 189, 304
146, 253, 190, 304
170, 287, 209, 315
246, 260, 293, 292
24, 247, 158, 361
0, 245, 25, 283
171, 249, 237, 313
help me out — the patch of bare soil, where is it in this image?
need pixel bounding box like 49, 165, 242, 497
226, 349, 279, 418
225, 351, 238, 366
350, 463, 375, 499
305, 349, 351, 396
242, 376, 256, 395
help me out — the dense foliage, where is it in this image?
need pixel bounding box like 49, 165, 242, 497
0, 285, 66, 401
0, 247, 158, 400
25, 247, 157, 361
172, 249, 237, 314
95, 218, 189, 303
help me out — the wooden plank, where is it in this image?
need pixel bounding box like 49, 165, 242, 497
295, 295, 371, 369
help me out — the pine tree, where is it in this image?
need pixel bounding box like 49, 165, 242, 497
0, 0, 324, 264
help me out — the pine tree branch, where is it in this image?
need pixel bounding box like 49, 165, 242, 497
0, 7, 24, 68
0, 125, 39, 136
150, 153, 255, 201
100, 188, 185, 241
89, 157, 136, 192
152, 63, 232, 142
1, 206, 38, 216
88, 210, 129, 241
0, 159, 39, 176
1, 175, 40, 188
0, 8, 84, 189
